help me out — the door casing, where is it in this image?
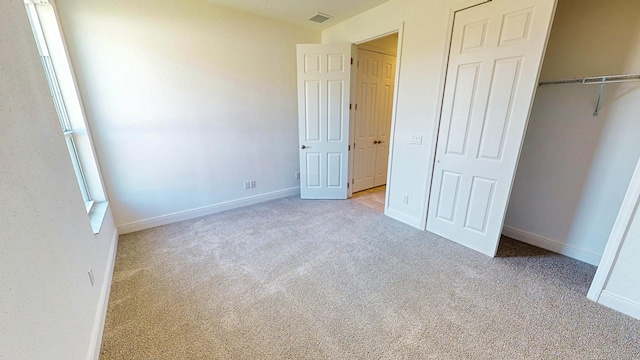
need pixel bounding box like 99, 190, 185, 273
349, 24, 405, 205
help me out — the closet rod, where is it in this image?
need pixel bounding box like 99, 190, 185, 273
538, 74, 640, 86
537, 73, 640, 116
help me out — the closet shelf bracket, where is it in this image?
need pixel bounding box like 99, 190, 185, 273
538, 73, 640, 117
594, 83, 605, 117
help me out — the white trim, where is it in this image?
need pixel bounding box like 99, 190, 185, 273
347, 44, 358, 199
89, 201, 109, 234
598, 290, 640, 320
502, 225, 601, 266
385, 207, 424, 229
117, 187, 301, 234
88, 229, 118, 360
383, 22, 404, 216
339, 22, 403, 47
587, 158, 640, 301
353, 29, 400, 46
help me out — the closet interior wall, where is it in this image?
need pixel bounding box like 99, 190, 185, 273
504, 0, 640, 265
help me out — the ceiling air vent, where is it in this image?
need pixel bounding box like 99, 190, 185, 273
309, 13, 333, 24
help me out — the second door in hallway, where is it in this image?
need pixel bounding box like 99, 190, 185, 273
353, 49, 396, 193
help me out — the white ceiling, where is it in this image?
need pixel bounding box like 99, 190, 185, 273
203, 0, 389, 30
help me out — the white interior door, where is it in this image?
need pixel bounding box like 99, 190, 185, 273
297, 43, 354, 199
353, 49, 382, 193
353, 50, 397, 192
426, 0, 557, 256
373, 54, 396, 187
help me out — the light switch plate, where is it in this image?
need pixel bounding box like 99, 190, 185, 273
409, 135, 423, 145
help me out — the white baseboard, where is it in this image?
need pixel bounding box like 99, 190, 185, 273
502, 225, 601, 266
385, 207, 425, 230
598, 290, 640, 320
117, 187, 301, 234
88, 229, 119, 360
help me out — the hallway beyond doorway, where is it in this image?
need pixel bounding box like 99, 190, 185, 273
351, 186, 385, 213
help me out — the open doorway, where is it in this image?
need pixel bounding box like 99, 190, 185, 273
350, 33, 398, 212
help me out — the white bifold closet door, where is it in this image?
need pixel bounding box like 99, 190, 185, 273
426, 0, 557, 256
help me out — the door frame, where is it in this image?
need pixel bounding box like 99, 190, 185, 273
348, 23, 405, 212
587, 157, 640, 307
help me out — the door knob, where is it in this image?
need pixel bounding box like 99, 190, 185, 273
373, 140, 379, 144
378, 140, 384, 144
301, 145, 310, 149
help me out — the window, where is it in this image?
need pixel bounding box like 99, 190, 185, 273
25, 0, 108, 232
27, 8, 93, 211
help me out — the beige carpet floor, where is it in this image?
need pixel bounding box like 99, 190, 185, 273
100, 197, 640, 359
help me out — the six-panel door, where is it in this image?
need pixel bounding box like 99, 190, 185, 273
297, 44, 353, 199
426, 0, 557, 256
353, 49, 396, 193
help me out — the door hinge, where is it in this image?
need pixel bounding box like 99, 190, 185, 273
348, 145, 351, 151
350, 103, 352, 110
352, 179, 354, 185
355, 104, 358, 110
347, 183, 350, 188
354, 142, 356, 149
351, 57, 353, 65
357, 60, 360, 68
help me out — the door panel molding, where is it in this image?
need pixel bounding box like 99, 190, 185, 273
353, 48, 397, 193
426, 0, 557, 256
297, 43, 354, 199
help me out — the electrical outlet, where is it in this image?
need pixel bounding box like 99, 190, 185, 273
403, 195, 409, 204
88, 268, 95, 286
250, 180, 256, 188
244, 181, 251, 189
295, 172, 300, 180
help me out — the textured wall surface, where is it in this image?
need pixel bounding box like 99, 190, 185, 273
0, 1, 117, 359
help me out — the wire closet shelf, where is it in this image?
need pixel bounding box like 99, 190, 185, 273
537, 73, 640, 116
538, 74, 640, 86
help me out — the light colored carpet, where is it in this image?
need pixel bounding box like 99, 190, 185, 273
100, 197, 640, 359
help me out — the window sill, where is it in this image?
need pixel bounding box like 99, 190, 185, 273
89, 201, 109, 234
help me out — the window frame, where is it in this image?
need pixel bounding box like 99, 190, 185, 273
24, 0, 109, 232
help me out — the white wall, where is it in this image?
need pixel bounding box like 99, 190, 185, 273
53, 0, 320, 232
504, 0, 640, 265
324, 0, 640, 266
603, 194, 640, 319
359, 33, 399, 55
323, 0, 486, 228
0, 1, 118, 359
588, 157, 640, 319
